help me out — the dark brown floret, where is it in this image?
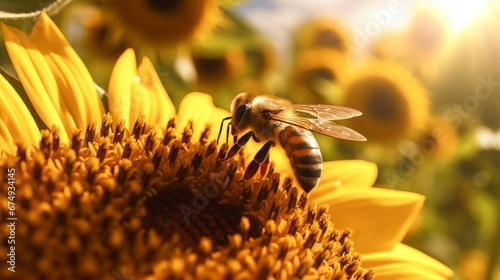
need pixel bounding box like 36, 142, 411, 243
121, 139, 133, 159
85, 121, 97, 144
168, 141, 181, 166
144, 130, 157, 155
199, 125, 211, 145
71, 129, 83, 152
113, 120, 126, 143
100, 114, 113, 137
161, 118, 177, 145
191, 151, 203, 171
181, 120, 193, 143
132, 115, 147, 139
152, 145, 164, 171
96, 140, 108, 162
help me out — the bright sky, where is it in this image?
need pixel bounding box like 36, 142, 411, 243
233, 0, 493, 61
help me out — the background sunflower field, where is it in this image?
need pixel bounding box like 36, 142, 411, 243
1, 0, 499, 279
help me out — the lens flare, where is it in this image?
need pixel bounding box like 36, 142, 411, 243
431, 0, 491, 33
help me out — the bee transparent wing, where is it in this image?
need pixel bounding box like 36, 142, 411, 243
269, 114, 367, 141
293, 104, 362, 120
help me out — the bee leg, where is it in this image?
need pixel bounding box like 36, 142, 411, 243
244, 140, 275, 180
217, 116, 232, 144
259, 153, 270, 178
225, 131, 259, 160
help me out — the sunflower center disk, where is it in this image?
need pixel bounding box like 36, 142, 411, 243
193, 56, 227, 77
143, 187, 243, 249
367, 85, 401, 121
310, 67, 336, 81
147, 0, 183, 12
314, 29, 343, 49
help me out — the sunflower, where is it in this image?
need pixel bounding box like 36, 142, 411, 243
291, 48, 349, 104
0, 13, 451, 279
416, 117, 460, 161
189, 43, 246, 90
54, 0, 233, 62
403, 6, 450, 81
458, 249, 490, 280
343, 60, 430, 144
57, 1, 129, 59
293, 17, 350, 54
369, 7, 449, 82
405, 6, 449, 62
245, 40, 276, 78
370, 32, 408, 63
102, 0, 228, 47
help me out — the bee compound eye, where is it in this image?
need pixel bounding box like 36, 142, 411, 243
233, 104, 250, 127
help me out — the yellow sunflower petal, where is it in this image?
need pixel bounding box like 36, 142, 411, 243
309, 160, 377, 201
136, 56, 176, 127
316, 188, 424, 254
0, 118, 15, 153
30, 13, 104, 124
177, 92, 230, 141
0, 74, 40, 150
129, 77, 152, 129
109, 48, 135, 129
109, 49, 176, 130
324, 160, 377, 189
363, 244, 453, 279
2, 13, 104, 143
2, 21, 69, 143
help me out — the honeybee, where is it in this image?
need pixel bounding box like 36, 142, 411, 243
218, 92, 366, 193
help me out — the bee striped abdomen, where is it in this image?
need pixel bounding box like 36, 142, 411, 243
279, 126, 323, 193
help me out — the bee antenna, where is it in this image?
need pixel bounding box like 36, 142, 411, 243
217, 116, 232, 144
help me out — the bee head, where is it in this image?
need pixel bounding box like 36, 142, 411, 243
230, 92, 254, 133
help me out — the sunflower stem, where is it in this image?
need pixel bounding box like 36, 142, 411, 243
0, 0, 73, 23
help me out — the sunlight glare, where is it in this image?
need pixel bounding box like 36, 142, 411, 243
433, 0, 491, 33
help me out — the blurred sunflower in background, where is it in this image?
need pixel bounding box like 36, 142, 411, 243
369, 6, 449, 83
293, 17, 350, 54
244, 39, 276, 79
88, 0, 232, 49
177, 11, 279, 109
404, 6, 450, 81
370, 32, 408, 63
343, 60, 430, 145
405, 6, 449, 63
0, 9, 455, 280
108, 0, 223, 46
290, 48, 349, 104
53, 0, 242, 107
290, 17, 351, 105
189, 43, 246, 91
416, 117, 460, 161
